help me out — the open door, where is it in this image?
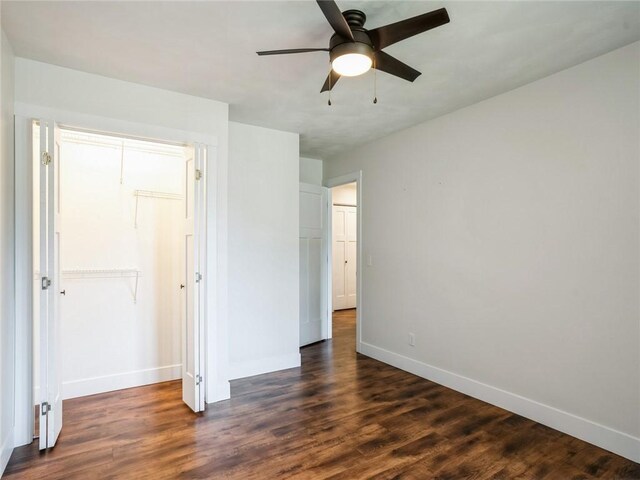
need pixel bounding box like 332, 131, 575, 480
299, 183, 329, 346
182, 143, 207, 412
39, 119, 63, 449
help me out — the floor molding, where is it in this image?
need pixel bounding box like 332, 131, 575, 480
228, 352, 301, 381
1, 428, 14, 478
360, 341, 640, 463
62, 364, 182, 400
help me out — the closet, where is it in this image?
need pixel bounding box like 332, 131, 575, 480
33, 127, 189, 402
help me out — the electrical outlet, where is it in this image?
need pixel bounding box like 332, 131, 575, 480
408, 333, 415, 347
367, 254, 373, 266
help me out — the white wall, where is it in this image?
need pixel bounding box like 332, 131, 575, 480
324, 42, 640, 462
228, 121, 300, 379
300, 156, 322, 186
13, 58, 230, 424
57, 134, 185, 399
0, 29, 15, 476
331, 182, 357, 206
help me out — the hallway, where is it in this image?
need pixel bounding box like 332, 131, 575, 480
5, 309, 639, 479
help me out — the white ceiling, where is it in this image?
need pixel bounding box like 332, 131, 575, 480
3, 1, 639, 159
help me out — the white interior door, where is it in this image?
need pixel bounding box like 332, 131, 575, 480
299, 183, 329, 346
182, 144, 207, 413
332, 205, 357, 310
345, 207, 357, 309
39, 119, 63, 449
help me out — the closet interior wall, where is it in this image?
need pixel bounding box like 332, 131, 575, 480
33, 127, 189, 400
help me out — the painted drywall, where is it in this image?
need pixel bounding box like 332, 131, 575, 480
331, 182, 357, 206
228, 121, 300, 379
0, 29, 15, 475
56, 133, 185, 399
13, 58, 230, 418
324, 42, 640, 461
300, 156, 323, 186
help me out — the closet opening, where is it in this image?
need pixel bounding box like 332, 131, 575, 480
31, 122, 207, 447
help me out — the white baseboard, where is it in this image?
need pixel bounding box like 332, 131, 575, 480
1, 428, 14, 478
228, 352, 301, 380
360, 342, 640, 463
207, 380, 231, 403
62, 364, 182, 400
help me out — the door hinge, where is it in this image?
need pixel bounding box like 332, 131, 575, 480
196, 375, 203, 385
41, 152, 52, 166
195, 272, 202, 283
41, 276, 51, 290
195, 169, 202, 181
41, 402, 51, 416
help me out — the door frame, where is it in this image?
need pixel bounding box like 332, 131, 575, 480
13, 104, 222, 447
325, 171, 363, 353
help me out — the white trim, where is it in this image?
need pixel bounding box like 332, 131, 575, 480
15, 103, 217, 147
324, 171, 363, 352
0, 428, 14, 477
61, 364, 182, 400
360, 341, 640, 463
326, 188, 333, 340
228, 353, 301, 381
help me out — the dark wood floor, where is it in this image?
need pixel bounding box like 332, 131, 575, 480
6, 309, 640, 479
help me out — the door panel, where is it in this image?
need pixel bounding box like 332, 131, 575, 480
182, 144, 207, 413
332, 208, 346, 310
299, 184, 328, 346
39, 119, 63, 449
332, 205, 357, 311
345, 208, 357, 308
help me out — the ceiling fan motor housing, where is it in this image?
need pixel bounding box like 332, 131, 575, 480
329, 15, 375, 64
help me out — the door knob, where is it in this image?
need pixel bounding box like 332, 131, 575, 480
60, 290, 66, 296
180, 284, 185, 289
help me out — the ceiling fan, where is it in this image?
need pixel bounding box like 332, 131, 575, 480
257, 0, 450, 93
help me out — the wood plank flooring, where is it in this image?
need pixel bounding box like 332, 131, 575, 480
5, 309, 640, 479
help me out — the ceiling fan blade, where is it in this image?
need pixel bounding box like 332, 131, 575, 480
257, 48, 329, 56
316, 0, 355, 41
374, 51, 421, 82
320, 70, 341, 92
368, 7, 449, 50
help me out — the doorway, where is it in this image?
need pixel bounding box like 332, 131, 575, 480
325, 172, 362, 353
28, 119, 208, 450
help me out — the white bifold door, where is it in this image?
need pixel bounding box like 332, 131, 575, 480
332, 205, 357, 310
182, 143, 208, 413
38, 119, 63, 450
299, 183, 329, 346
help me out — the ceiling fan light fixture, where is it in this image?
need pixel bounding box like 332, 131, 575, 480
332, 53, 372, 77
329, 41, 374, 77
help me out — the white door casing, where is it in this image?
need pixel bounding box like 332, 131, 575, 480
182, 143, 207, 413
332, 205, 357, 310
299, 183, 329, 346
39, 119, 63, 449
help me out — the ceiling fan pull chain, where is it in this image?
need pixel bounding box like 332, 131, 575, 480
373, 57, 378, 104
328, 63, 332, 106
